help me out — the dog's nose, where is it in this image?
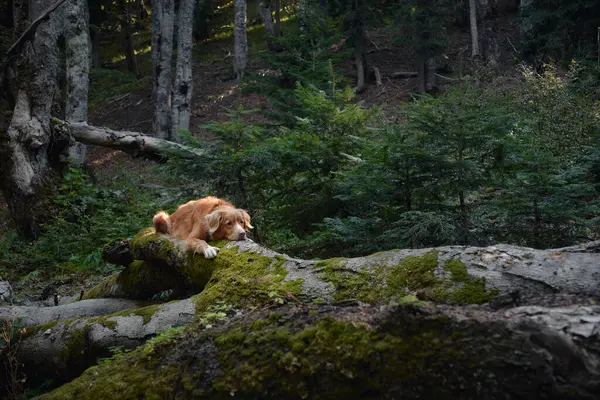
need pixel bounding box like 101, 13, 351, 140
238, 231, 246, 240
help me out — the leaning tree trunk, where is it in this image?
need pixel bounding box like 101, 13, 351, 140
0, 0, 69, 238
150, 0, 174, 140
64, 0, 90, 166
469, 0, 480, 56
171, 0, 195, 140
233, 0, 248, 82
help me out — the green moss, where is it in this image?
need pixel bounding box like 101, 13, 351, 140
21, 320, 59, 340
314, 258, 387, 303
442, 259, 499, 304
62, 324, 91, 366
212, 313, 465, 397
97, 304, 161, 326
189, 245, 304, 313
316, 251, 497, 305
82, 273, 119, 300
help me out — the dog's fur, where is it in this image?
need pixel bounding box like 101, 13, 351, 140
152, 196, 253, 259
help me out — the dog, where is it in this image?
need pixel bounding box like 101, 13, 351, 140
152, 196, 253, 259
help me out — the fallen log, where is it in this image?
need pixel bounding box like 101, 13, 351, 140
36, 297, 600, 399
9, 230, 600, 397
50, 119, 206, 159
0, 298, 139, 326
12, 298, 196, 389
93, 228, 600, 303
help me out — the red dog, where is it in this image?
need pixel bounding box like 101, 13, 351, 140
152, 196, 252, 258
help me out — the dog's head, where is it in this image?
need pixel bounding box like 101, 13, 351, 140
205, 206, 253, 241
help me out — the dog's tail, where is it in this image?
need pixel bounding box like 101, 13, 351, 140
152, 211, 172, 234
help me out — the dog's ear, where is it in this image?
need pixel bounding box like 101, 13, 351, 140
205, 210, 223, 234
241, 210, 253, 230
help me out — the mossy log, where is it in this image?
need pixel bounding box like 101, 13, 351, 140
94, 228, 600, 304
9, 298, 196, 390
8, 229, 600, 397
37, 297, 600, 400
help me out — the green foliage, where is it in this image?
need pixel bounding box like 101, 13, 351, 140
0, 167, 165, 276
521, 0, 600, 62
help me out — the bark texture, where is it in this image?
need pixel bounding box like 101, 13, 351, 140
478, 0, 500, 68
257, 0, 280, 51
0, 0, 69, 238
55, 119, 206, 159
150, 0, 174, 139
171, 0, 195, 140
469, 0, 480, 56
0, 299, 139, 326
233, 0, 248, 81
63, 0, 90, 165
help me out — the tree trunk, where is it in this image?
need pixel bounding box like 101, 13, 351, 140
298, 0, 309, 33
63, 0, 90, 166
257, 0, 280, 51
171, 0, 195, 140
0, 0, 68, 239
90, 26, 101, 69
150, 0, 174, 140
469, 0, 480, 56
54, 119, 207, 159
233, 0, 248, 82
417, 53, 426, 94
123, 14, 140, 78
425, 51, 436, 92
274, 0, 281, 37
478, 0, 500, 68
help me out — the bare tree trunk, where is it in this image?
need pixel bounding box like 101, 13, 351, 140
123, 13, 140, 78
257, 0, 280, 51
478, 0, 500, 68
171, 0, 195, 140
355, 34, 367, 93
64, 0, 90, 166
0, 0, 69, 238
298, 0, 309, 33
90, 26, 101, 68
469, 0, 480, 56
274, 0, 281, 37
233, 0, 247, 82
417, 53, 426, 94
151, 0, 174, 140
425, 51, 436, 92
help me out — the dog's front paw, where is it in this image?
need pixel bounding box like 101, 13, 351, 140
203, 245, 220, 259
